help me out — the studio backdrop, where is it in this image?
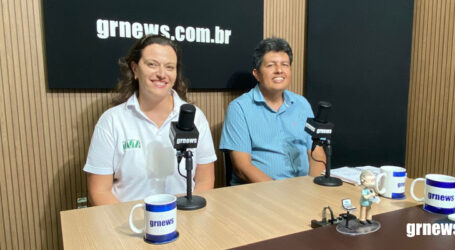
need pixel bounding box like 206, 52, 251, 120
43, 0, 263, 89
305, 0, 414, 168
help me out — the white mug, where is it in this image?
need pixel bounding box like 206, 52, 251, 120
376, 166, 407, 199
410, 174, 455, 214
129, 194, 178, 244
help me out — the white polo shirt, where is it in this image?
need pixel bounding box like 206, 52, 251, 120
83, 91, 217, 202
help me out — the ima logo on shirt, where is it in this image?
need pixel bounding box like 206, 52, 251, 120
122, 139, 141, 150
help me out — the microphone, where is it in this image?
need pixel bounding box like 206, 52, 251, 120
170, 104, 199, 150
305, 101, 342, 187
169, 104, 206, 210
305, 101, 334, 140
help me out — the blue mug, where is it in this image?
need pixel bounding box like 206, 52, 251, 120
129, 194, 178, 244
376, 166, 407, 199
410, 174, 455, 214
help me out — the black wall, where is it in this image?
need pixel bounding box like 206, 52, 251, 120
42, 0, 262, 89
305, 0, 414, 167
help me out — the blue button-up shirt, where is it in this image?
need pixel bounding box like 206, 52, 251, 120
220, 85, 314, 185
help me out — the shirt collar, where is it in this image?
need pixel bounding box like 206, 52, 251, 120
125, 90, 184, 118
252, 84, 295, 107
252, 84, 266, 103
283, 89, 295, 107
125, 92, 139, 109
170, 89, 185, 117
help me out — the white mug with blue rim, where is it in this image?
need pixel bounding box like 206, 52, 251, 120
376, 166, 407, 199
410, 174, 455, 214
129, 194, 178, 244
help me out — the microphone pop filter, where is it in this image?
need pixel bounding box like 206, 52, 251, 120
314, 101, 331, 124
177, 104, 196, 131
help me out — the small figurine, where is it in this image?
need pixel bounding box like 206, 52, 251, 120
359, 170, 380, 225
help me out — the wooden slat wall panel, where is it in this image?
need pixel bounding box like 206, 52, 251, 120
0, 0, 307, 249
406, 0, 455, 178
264, 0, 306, 95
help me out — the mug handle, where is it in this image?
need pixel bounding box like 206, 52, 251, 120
410, 178, 425, 201
129, 203, 145, 234
376, 173, 386, 194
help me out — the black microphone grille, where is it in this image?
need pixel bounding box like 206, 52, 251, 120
177, 104, 196, 131
314, 101, 331, 123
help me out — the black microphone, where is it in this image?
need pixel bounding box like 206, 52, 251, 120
305, 101, 334, 140
314, 101, 331, 123
305, 101, 342, 187
177, 104, 196, 131
170, 104, 199, 150
169, 104, 206, 210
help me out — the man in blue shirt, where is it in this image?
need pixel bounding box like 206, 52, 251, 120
220, 37, 326, 185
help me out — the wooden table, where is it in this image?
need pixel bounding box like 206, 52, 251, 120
60, 176, 423, 249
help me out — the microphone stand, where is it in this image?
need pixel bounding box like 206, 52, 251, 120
176, 149, 206, 210
312, 138, 343, 186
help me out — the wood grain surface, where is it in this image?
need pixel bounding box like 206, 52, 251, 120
60, 177, 423, 249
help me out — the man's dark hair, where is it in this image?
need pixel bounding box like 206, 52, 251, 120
252, 37, 293, 70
